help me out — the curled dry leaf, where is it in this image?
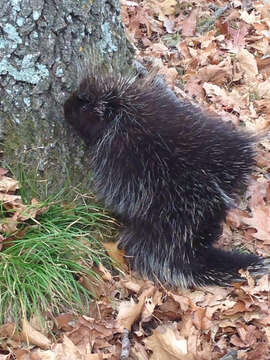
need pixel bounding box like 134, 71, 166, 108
0, 323, 21, 342
141, 297, 156, 323
230, 324, 260, 348
0, 167, 8, 176
240, 10, 256, 24
158, 0, 177, 17
0, 193, 21, 205
117, 286, 155, 331
103, 241, 127, 270
22, 319, 51, 349
203, 83, 241, 112
54, 335, 82, 359
192, 307, 213, 331
241, 274, 270, 295
0, 216, 19, 235
181, 9, 198, 37
33, 335, 94, 360
144, 323, 194, 360
0, 176, 19, 193
97, 263, 113, 282
0, 195, 43, 225
120, 279, 142, 293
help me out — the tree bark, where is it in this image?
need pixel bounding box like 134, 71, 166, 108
0, 0, 133, 197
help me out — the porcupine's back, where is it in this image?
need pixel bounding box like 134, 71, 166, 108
72, 69, 255, 223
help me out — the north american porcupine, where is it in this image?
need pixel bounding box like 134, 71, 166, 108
64, 59, 270, 288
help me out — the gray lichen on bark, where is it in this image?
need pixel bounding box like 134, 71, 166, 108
0, 0, 133, 197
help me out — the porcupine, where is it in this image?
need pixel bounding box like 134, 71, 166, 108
64, 58, 270, 288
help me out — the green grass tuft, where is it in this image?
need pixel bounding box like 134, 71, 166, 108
0, 199, 117, 325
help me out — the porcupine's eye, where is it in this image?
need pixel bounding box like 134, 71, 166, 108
77, 93, 90, 112
77, 91, 88, 101
81, 102, 89, 112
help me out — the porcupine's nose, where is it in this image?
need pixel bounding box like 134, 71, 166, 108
64, 93, 76, 125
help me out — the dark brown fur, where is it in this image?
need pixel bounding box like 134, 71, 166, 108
64, 66, 270, 287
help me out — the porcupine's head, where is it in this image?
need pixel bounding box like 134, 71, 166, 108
64, 52, 138, 146
64, 78, 116, 146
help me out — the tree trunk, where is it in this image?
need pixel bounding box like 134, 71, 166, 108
0, 0, 133, 198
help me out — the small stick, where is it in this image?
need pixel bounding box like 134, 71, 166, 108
120, 328, 131, 360
242, 0, 253, 10
220, 349, 238, 360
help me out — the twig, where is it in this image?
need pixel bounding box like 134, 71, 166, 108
242, 0, 253, 11
120, 328, 131, 360
198, 2, 233, 34
220, 349, 238, 360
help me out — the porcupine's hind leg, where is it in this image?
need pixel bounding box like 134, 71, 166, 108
118, 222, 270, 288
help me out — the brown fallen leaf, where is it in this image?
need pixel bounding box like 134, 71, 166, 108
192, 307, 212, 331
236, 48, 258, 79
228, 24, 249, 48
0, 215, 19, 234
240, 9, 256, 24
55, 335, 83, 358
117, 286, 155, 331
144, 323, 194, 360
22, 319, 51, 349
197, 64, 229, 85
103, 241, 127, 270
159, 0, 177, 17
120, 279, 142, 293
97, 263, 113, 282
33, 335, 99, 360
0, 323, 21, 341
0, 167, 9, 176
159, 66, 178, 88
181, 9, 198, 37
256, 79, 270, 99
184, 78, 204, 99
141, 297, 156, 323
0, 193, 22, 205
223, 300, 247, 316
230, 324, 259, 348
55, 313, 77, 331
0, 176, 19, 193
241, 204, 270, 243
14, 349, 31, 360
0, 234, 4, 250
130, 341, 149, 360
